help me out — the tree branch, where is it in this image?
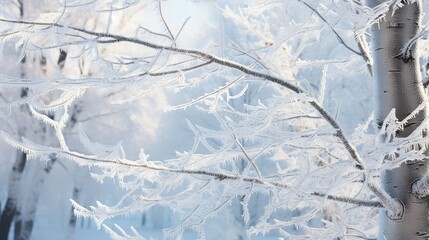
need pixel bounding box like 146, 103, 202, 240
367, 177, 403, 219
355, 33, 373, 76
56, 148, 380, 208
112, 59, 214, 81
145, 60, 214, 77
311, 192, 383, 208
0, 18, 366, 171
156, 0, 174, 41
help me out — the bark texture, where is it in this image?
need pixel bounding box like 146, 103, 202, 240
366, 0, 429, 239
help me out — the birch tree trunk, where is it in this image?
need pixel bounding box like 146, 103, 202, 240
0, 1, 30, 237
14, 157, 56, 240
366, 0, 429, 239
0, 151, 26, 240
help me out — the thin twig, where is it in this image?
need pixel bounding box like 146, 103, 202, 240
227, 44, 269, 70
114, 60, 213, 80
311, 192, 383, 208
137, 26, 172, 40
174, 17, 191, 41
355, 33, 373, 76
147, 60, 213, 77
157, 0, 174, 41
232, 132, 263, 178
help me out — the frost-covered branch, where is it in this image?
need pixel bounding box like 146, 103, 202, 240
103, 224, 146, 240
44, 151, 383, 208
155, 0, 174, 41
1, 1, 423, 239
117, 60, 214, 79
311, 192, 383, 208
310, 101, 364, 169
355, 33, 373, 75
0, 18, 365, 170
0, 128, 380, 209
366, 175, 403, 220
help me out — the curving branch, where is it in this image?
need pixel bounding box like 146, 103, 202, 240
0, 18, 365, 170
156, 0, 174, 41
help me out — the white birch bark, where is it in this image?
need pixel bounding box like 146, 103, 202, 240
366, 0, 429, 239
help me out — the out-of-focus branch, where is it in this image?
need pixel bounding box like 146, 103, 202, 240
298, 0, 373, 75
156, 0, 174, 41
227, 44, 269, 70
297, 0, 362, 56
232, 132, 262, 178
109, 59, 214, 82
140, 60, 213, 77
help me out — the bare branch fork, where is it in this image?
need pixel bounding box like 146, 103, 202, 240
0, 18, 365, 170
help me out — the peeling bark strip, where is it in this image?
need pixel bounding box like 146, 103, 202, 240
366, 0, 429, 239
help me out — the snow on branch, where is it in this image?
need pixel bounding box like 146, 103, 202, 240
103, 224, 146, 240
0, 17, 366, 171
0, 128, 381, 209
366, 174, 403, 220
0, 3, 415, 238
